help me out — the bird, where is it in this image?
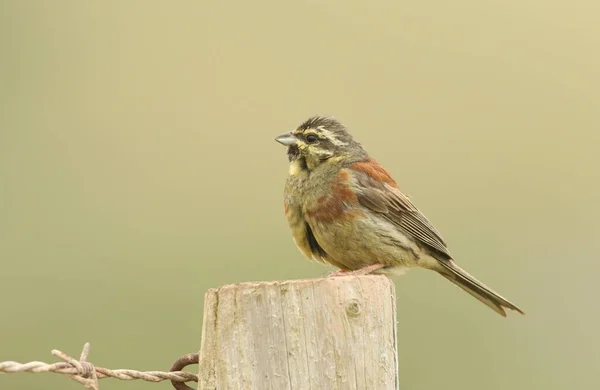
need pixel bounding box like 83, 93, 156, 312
275, 116, 524, 317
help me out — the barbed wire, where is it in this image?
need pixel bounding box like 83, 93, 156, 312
0, 343, 199, 390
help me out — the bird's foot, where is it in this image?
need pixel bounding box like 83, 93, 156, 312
328, 269, 349, 277
328, 264, 386, 277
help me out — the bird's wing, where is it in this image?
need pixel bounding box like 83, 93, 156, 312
349, 167, 452, 259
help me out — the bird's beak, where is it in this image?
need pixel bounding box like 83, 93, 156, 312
275, 132, 297, 146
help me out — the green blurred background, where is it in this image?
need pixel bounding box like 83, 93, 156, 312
1, 1, 598, 389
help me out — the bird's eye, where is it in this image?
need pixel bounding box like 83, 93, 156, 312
306, 134, 318, 143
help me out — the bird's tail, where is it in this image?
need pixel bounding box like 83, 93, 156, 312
437, 261, 524, 317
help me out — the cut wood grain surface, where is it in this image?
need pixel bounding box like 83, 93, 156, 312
198, 275, 398, 390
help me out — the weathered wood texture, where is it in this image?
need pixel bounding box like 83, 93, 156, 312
198, 275, 398, 390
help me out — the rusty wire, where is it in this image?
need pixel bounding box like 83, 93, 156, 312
0, 343, 198, 390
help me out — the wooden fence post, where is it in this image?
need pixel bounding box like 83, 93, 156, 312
197, 275, 399, 389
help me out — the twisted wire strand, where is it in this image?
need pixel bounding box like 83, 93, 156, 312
0, 343, 198, 390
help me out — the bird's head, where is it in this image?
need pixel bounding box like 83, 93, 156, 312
275, 116, 367, 172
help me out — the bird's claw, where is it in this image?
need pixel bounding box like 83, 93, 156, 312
327, 264, 386, 277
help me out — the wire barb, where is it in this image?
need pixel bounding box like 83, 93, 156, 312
0, 343, 199, 389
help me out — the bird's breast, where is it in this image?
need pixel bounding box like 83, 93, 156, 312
304, 169, 363, 224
